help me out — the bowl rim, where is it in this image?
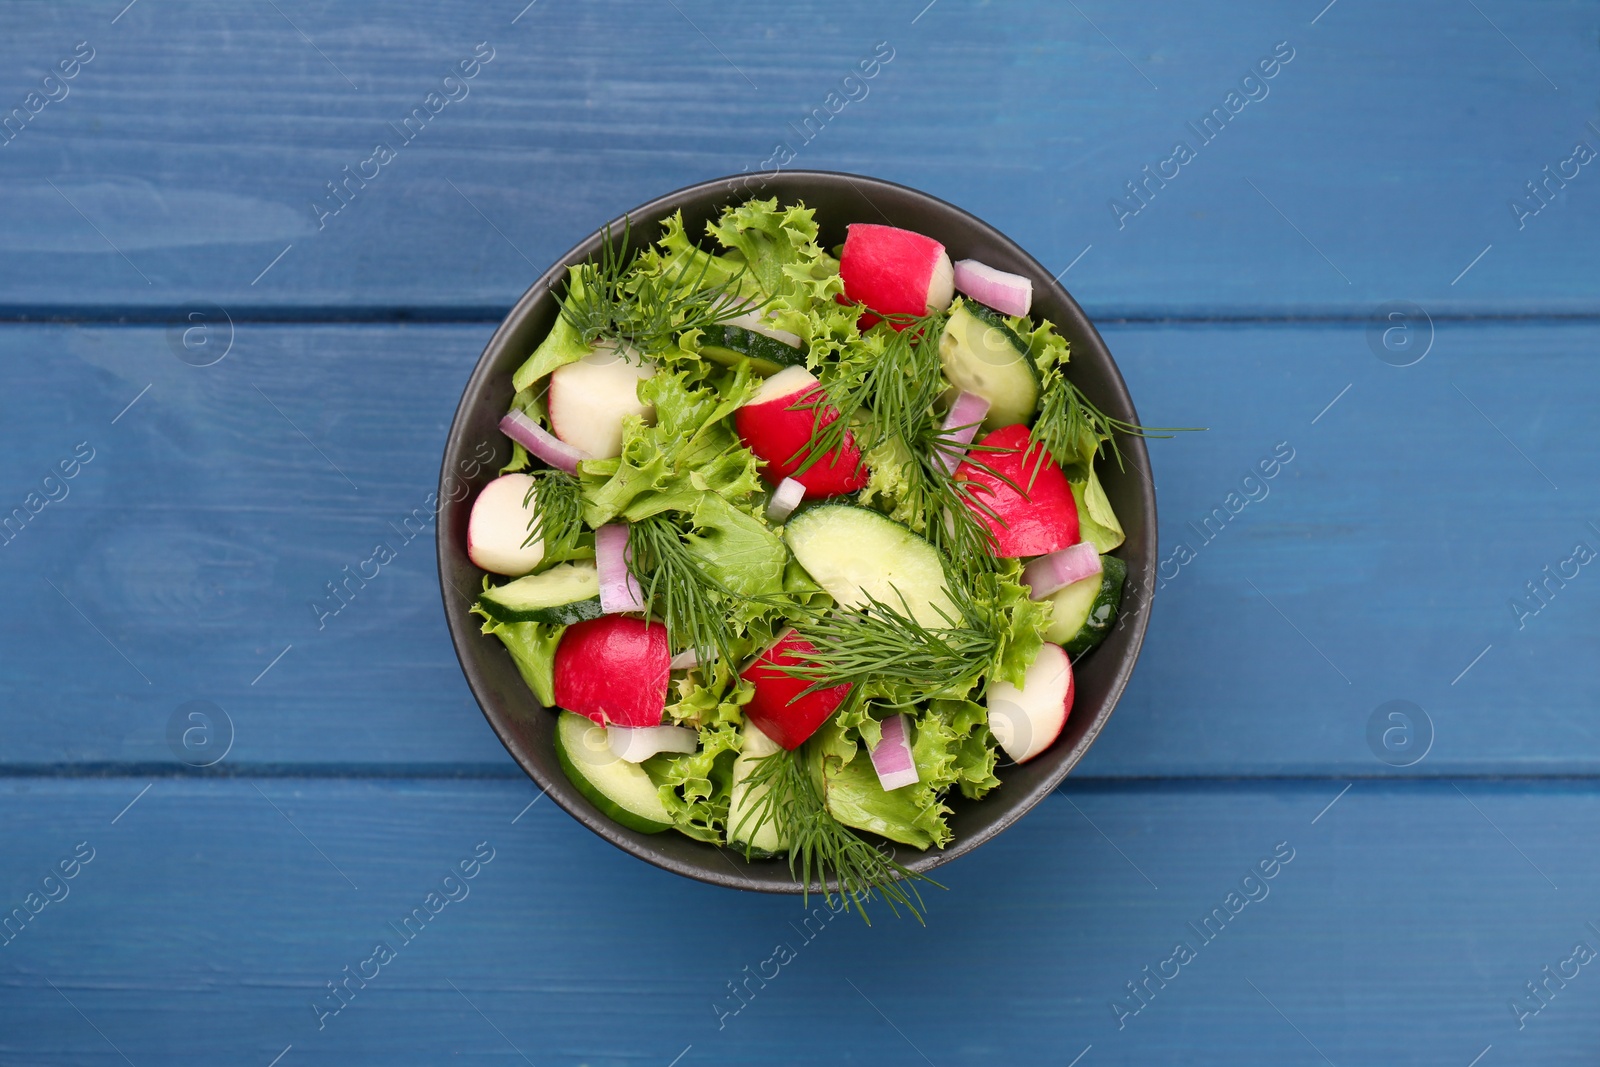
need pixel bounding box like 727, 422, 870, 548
437, 169, 1156, 893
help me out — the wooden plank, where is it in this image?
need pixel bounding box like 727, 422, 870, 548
0, 0, 1596, 316
2, 777, 1597, 1064
0, 319, 1595, 774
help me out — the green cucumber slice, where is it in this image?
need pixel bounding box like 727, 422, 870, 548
938, 299, 1041, 429
553, 711, 674, 834
783, 504, 957, 628
1043, 554, 1126, 652
699, 324, 807, 377
726, 721, 789, 857
477, 562, 603, 625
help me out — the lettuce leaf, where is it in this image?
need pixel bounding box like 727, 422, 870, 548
471, 606, 563, 707
1071, 467, 1125, 552
985, 558, 1053, 689
512, 269, 594, 391
1005, 312, 1071, 377
644, 719, 742, 844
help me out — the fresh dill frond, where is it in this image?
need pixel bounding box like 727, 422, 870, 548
626, 512, 745, 669
560, 219, 763, 354
521, 469, 584, 557
732, 747, 939, 925
1031, 368, 1203, 473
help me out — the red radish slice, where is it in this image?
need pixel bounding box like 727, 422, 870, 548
986, 644, 1073, 763
740, 630, 853, 751
607, 724, 699, 763
953, 259, 1033, 317
595, 524, 645, 613
552, 615, 670, 728
1023, 542, 1102, 600
869, 713, 919, 791
735, 366, 869, 497
933, 391, 992, 474
467, 473, 545, 576
839, 223, 954, 328
499, 410, 589, 474
954, 424, 1080, 557
765, 477, 806, 523
547, 342, 655, 459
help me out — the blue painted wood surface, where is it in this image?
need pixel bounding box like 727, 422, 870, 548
3, 0, 1600, 1063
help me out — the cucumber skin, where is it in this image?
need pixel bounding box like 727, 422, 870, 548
553, 714, 673, 834
1062, 555, 1127, 655
963, 299, 1035, 362
699, 325, 806, 377
477, 593, 603, 626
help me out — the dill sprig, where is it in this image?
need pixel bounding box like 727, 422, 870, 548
560, 220, 761, 353
521, 469, 583, 557
732, 747, 938, 924
1031, 368, 1203, 473
782, 585, 998, 706
626, 512, 744, 669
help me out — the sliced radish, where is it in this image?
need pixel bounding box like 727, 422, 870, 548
1023, 542, 1102, 600
952, 259, 1033, 317
735, 366, 869, 497
547, 342, 656, 459
869, 713, 919, 791
552, 615, 670, 728
955, 424, 1080, 557
765, 477, 806, 524
933, 391, 992, 474
839, 223, 954, 328
499, 410, 590, 474
986, 644, 1073, 763
467, 473, 545, 576
739, 630, 852, 751
724, 310, 803, 349
595, 523, 645, 614
607, 724, 699, 763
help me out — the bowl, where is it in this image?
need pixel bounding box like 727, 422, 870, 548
438, 170, 1156, 893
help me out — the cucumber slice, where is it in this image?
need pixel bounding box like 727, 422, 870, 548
553, 711, 673, 834
1043, 554, 1126, 652
784, 504, 958, 628
699, 324, 807, 377
477, 562, 603, 624
726, 721, 789, 857
938, 299, 1041, 429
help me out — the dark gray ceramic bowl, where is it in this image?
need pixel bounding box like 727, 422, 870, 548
438, 171, 1155, 893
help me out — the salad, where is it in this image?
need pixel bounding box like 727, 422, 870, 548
467, 198, 1158, 920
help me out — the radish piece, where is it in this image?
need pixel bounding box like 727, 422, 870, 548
986, 644, 1074, 763
668, 648, 714, 670
724, 310, 803, 349
467, 473, 545, 576
933, 391, 992, 474
953, 259, 1033, 317
547, 342, 655, 459
1023, 542, 1103, 600
552, 615, 670, 728
839, 223, 954, 328
735, 366, 869, 497
869, 713, 919, 791
607, 724, 699, 763
595, 523, 645, 614
954, 424, 1080, 557
765, 477, 806, 524
499, 410, 590, 474
740, 630, 853, 751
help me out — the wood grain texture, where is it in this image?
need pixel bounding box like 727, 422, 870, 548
1, 777, 1596, 1065
0, 0, 1595, 316
0, 320, 1594, 774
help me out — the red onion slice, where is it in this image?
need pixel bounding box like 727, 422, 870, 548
595, 523, 646, 613
869, 713, 918, 791
933, 391, 992, 474
1023, 542, 1102, 600
953, 259, 1033, 317
765, 477, 806, 524
607, 724, 699, 763
499, 410, 589, 474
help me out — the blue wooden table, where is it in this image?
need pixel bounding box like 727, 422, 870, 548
3, 1, 1598, 1062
